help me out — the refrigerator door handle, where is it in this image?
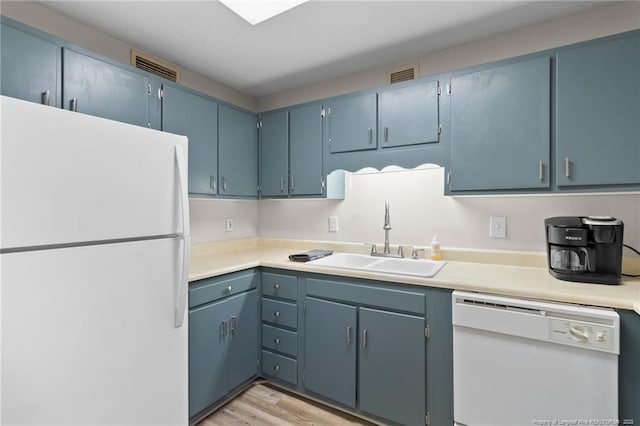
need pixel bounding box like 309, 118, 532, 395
174, 144, 190, 328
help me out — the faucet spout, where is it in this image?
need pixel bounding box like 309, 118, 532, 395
383, 201, 392, 254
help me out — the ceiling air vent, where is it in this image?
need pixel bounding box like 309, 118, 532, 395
131, 50, 180, 83
388, 64, 418, 84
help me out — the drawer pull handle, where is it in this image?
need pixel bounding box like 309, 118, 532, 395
274, 311, 280, 319
221, 320, 228, 337
42, 90, 51, 106
274, 337, 280, 345
346, 326, 352, 344
362, 329, 368, 348
273, 283, 280, 290
227, 286, 232, 293
273, 365, 280, 372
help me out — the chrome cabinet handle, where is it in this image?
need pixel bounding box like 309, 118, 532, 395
42, 90, 51, 106
273, 283, 280, 290
565, 157, 571, 178
70, 97, 78, 112
280, 177, 285, 192
346, 326, 352, 344
221, 320, 228, 336
274, 337, 280, 345
273, 365, 280, 372
230, 316, 237, 336
222, 177, 228, 191
290, 176, 295, 192
538, 161, 544, 181
368, 128, 373, 143
210, 176, 217, 191
383, 127, 389, 142
273, 311, 280, 319
362, 329, 368, 348
227, 285, 232, 293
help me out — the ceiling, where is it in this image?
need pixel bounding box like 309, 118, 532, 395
40, 1, 607, 99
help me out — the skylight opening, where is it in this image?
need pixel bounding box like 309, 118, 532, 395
219, 0, 309, 25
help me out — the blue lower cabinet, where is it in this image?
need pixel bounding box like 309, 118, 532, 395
188, 275, 258, 419
358, 307, 426, 426
303, 297, 357, 408
188, 298, 229, 418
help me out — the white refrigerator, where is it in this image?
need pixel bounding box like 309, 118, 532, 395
0, 96, 190, 425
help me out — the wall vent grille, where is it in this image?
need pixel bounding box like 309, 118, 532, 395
389, 64, 418, 84
131, 50, 179, 83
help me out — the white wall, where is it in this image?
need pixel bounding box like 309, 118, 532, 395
189, 199, 259, 244
259, 168, 640, 253
257, 1, 640, 111
0, 1, 257, 112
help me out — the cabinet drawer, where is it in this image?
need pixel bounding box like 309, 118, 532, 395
262, 350, 297, 385
262, 299, 297, 329
261, 272, 297, 301
306, 278, 425, 315
189, 270, 258, 308
262, 324, 298, 357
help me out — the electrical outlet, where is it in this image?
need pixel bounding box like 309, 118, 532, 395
489, 216, 506, 238
226, 217, 234, 232
328, 216, 339, 232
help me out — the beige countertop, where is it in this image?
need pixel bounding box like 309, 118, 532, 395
189, 239, 640, 315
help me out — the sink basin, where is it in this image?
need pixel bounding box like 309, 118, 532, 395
307, 253, 446, 278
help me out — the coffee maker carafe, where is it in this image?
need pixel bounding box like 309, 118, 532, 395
545, 216, 624, 285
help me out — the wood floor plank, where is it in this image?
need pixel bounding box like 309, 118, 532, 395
197, 383, 375, 426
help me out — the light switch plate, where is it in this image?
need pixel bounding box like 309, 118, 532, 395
226, 217, 234, 232
490, 216, 506, 238
328, 216, 339, 232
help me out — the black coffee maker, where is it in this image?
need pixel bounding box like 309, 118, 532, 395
545, 216, 624, 285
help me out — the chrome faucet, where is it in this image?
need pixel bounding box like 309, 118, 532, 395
383, 200, 392, 255
367, 201, 406, 258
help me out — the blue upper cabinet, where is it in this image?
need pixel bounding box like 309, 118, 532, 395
259, 110, 289, 197
62, 48, 153, 128
289, 102, 324, 196
378, 79, 440, 148
161, 84, 218, 195
218, 104, 259, 198
555, 34, 640, 187
448, 56, 551, 192
327, 93, 378, 153
1, 22, 59, 107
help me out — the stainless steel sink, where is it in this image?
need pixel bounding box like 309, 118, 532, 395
307, 253, 446, 278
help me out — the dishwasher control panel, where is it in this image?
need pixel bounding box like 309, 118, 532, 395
549, 318, 615, 351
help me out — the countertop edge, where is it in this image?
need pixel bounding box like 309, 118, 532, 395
189, 249, 640, 315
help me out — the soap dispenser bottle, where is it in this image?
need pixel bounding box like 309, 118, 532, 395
430, 235, 442, 261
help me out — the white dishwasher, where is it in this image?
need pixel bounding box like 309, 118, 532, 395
452, 291, 619, 426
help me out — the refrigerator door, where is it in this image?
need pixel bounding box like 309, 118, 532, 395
0, 96, 188, 250
1, 238, 188, 425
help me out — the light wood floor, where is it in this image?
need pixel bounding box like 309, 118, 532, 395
197, 383, 375, 426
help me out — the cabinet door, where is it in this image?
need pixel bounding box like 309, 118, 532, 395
304, 297, 357, 408
227, 289, 259, 390
556, 35, 640, 186
62, 48, 151, 127
162, 85, 218, 195
218, 104, 258, 197
379, 80, 439, 148
449, 56, 550, 191
1, 24, 58, 107
327, 93, 378, 153
188, 299, 229, 418
289, 103, 324, 196
259, 110, 289, 197
359, 307, 425, 426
